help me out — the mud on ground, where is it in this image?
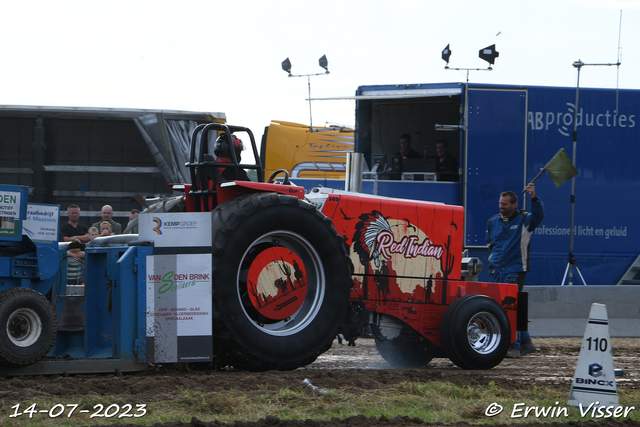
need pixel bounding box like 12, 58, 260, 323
1, 337, 638, 427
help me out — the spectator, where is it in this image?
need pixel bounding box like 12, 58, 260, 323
92, 205, 122, 234
435, 140, 459, 182
88, 226, 100, 240
60, 204, 90, 243
66, 239, 85, 258
395, 134, 422, 160
125, 209, 140, 234
486, 183, 545, 359
100, 221, 114, 236
66, 239, 85, 286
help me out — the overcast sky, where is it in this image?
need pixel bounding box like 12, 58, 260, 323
2, 0, 639, 154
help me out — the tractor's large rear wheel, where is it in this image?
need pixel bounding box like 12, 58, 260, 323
211, 192, 351, 370
0, 288, 57, 367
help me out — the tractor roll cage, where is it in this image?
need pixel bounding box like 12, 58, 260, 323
186, 123, 264, 212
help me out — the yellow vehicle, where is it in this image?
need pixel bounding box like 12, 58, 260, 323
260, 120, 354, 180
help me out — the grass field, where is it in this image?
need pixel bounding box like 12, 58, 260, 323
2, 380, 638, 427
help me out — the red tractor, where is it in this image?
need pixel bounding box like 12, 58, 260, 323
179, 123, 525, 371
0, 123, 525, 376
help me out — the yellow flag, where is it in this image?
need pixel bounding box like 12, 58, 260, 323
545, 148, 578, 188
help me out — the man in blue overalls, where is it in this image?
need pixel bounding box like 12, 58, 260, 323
486, 183, 545, 359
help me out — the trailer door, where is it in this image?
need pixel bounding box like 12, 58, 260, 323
464, 88, 528, 247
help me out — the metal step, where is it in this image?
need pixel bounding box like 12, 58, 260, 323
57, 296, 85, 332
66, 284, 85, 296
617, 254, 640, 285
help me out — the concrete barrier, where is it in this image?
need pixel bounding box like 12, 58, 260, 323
526, 285, 640, 337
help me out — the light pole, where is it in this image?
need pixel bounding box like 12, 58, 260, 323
438, 43, 500, 133
561, 58, 621, 286
441, 44, 499, 83
562, 10, 624, 285
281, 55, 330, 131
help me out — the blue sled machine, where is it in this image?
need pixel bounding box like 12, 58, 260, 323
0, 183, 151, 374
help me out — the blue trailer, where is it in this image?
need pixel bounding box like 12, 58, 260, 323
293, 82, 639, 286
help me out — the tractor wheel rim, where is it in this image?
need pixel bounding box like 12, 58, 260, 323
466, 311, 501, 355
237, 230, 324, 337
7, 308, 43, 347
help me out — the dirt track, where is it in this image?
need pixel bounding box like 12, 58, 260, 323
1, 337, 638, 427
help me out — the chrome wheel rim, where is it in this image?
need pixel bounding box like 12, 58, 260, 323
466, 311, 501, 354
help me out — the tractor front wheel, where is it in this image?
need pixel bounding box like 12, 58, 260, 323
440, 294, 510, 369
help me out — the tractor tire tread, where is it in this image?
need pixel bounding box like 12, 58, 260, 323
209, 192, 351, 371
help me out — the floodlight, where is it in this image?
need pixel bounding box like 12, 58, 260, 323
282, 57, 292, 75
280, 55, 332, 130
479, 44, 499, 65
319, 55, 329, 72
442, 44, 451, 64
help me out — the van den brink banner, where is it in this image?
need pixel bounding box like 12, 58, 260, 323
146, 254, 212, 363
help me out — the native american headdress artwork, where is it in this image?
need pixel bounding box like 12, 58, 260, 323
352, 210, 391, 269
